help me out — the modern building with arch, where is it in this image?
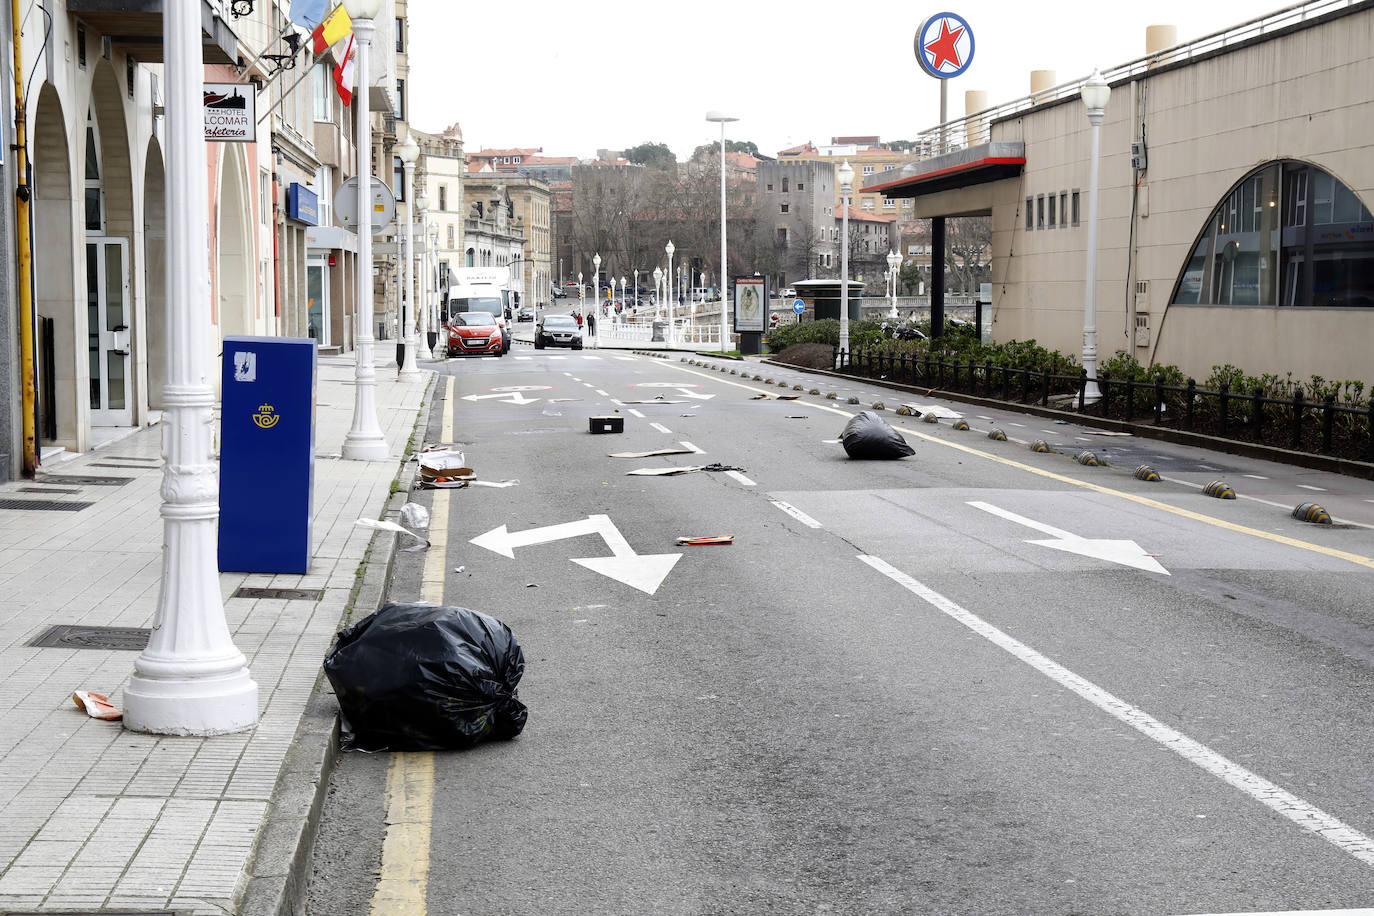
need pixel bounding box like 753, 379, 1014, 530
864, 0, 1374, 385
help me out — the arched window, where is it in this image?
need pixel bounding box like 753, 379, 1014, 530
1172, 161, 1374, 308
465, 247, 474, 267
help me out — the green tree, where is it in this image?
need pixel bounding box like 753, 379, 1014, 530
691, 139, 760, 161
624, 141, 677, 168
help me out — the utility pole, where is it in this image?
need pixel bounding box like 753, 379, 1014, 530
12, 0, 36, 476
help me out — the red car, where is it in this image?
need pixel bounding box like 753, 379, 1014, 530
445, 311, 504, 357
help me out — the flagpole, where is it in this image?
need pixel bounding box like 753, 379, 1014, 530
255, 55, 329, 126
235, 22, 295, 84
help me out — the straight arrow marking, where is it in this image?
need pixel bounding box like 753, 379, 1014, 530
967, 500, 1169, 575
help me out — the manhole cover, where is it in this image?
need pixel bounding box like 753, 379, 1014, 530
27, 625, 152, 650
232, 587, 324, 601
19, 486, 82, 494
35, 474, 131, 486
0, 498, 93, 511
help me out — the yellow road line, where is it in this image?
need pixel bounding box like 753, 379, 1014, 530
369, 376, 454, 916
663, 361, 1374, 571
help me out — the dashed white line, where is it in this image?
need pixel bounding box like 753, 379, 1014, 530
582, 382, 595, 388
614, 356, 638, 361
1243, 474, 1269, 480
724, 470, 756, 486
628, 409, 646, 418
679, 441, 704, 454
1297, 484, 1326, 492
582, 355, 603, 360
769, 498, 822, 529
595, 389, 609, 396
1009, 422, 1026, 427
515, 356, 532, 361
857, 554, 1374, 869
979, 415, 994, 420
650, 422, 672, 434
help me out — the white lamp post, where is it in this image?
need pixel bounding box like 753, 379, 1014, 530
123, 0, 258, 734
428, 226, 440, 357
665, 240, 675, 344
619, 277, 626, 318
1080, 69, 1110, 404
341, 0, 388, 459
577, 271, 583, 310
653, 266, 663, 322
633, 268, 639, 314
414, 191, 431, 360
837, 158, 855, 364
396, 133, 420, 378
591, 253, 601, 345
887, 250, 901, 319
707, 111, 737, 354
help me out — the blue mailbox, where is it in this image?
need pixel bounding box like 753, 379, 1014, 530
219, 337, 316, 573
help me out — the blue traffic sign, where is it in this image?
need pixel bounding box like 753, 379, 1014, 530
793, 299, 805, 314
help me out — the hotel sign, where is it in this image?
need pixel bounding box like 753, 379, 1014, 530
204, 83, 256, 142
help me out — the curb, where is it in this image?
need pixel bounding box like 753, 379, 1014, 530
239, 373, 438, 916
759, 358, 1374, 480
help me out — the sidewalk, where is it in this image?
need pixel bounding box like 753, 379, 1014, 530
0, 353, 431, 915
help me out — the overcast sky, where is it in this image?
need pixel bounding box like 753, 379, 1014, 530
407, 0, 1292, 161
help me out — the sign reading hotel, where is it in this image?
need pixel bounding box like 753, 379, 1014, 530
915, 12, 974, 79
203, 83, 256, 142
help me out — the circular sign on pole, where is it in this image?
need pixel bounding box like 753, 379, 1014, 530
793, 299, 805, 315
915, 12, 975, 79
334, 176, 397, 237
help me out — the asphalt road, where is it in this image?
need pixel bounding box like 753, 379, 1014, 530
307, 341, 1374, 916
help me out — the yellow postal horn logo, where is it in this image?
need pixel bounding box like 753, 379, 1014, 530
252, 404, 280, 429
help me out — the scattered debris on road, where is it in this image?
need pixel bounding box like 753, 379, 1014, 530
355, 518, 430, 552
608, 447, 696, 458
676, 534, 735, 546
72, 690, 122, 721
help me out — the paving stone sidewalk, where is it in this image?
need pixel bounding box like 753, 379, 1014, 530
0, 355, 432, 915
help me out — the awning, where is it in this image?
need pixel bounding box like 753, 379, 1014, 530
66, 0, 240, 65
861, 142, 1025, 199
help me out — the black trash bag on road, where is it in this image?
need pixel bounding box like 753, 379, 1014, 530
840, 410, 916, 460
324, 603, 527, 751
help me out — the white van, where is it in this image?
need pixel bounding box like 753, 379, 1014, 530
446, 267, 512, 354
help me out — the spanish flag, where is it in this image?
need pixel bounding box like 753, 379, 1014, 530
311, 6, 351, 55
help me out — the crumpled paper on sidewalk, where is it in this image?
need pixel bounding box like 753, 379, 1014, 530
72, 690, 122, 721
355, 518, 431, 551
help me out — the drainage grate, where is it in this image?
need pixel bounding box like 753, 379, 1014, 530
91, 461, 161, 469
0, 498, 93, 511
232, 587, 324, 601
19, 486, 82, 494
28, 624, 152, 650
36, 474, 131, 486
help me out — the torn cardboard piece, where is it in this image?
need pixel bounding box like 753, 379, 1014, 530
609, 448, 696, 458
676, 534, 735, 546
900, 403, 964, 419
419, 447, 470, 479
469, 479, 520, 488
626, 463, 744, 476
72, 690, 122, 721
355, 517, 431, 551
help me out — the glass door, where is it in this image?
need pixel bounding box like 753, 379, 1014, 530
307, 259, 328, 345
87, 238, 132, 426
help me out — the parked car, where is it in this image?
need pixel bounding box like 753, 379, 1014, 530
444, 311, 504, 357
534, 314, 583, 350
780, 287, 797, 299
518, 306, 535, 321
551, 285, 565, 298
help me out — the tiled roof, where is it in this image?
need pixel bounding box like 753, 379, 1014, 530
837, 206, 897, 223
471, 147, 543, 158
724, 152, 760, 169
777, 142, 817, 156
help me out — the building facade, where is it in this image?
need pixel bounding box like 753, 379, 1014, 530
463, 176, 551, 309
754, 159, 838, 290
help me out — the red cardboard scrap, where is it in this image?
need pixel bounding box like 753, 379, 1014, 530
72, 690, 122, 721
675, 534, 735, 546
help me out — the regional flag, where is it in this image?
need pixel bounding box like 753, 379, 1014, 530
311, 6, 351, 55
333, 34, 357, 106
286, 0, 329, 30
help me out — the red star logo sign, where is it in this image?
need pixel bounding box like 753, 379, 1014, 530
923, 18, 965, 72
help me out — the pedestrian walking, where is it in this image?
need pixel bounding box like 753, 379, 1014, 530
575, 311, 583, 328
586, 311, 597, 347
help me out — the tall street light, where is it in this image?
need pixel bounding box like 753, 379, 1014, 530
837, 158, 854, 364
653, 266, 663, 323
415, 192, 431, 359
428, 225, 440, 357
340, 0, 388, 460
396, 133, 420, 378
591, 253, 601, 345
887, 249, 901, 319
706, 111, 737, 354
1080, 69, 1110, 404
665, 240, 675, 345
123, 0, 257, 734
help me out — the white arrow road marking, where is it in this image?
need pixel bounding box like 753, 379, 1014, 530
769, 498, 823, 529
679, 441, 704, 454
650, 423, 672, 434
968, 500, 1169, 575
676, 388, 715, 400
469, 514, 681, 595
461, 392, 540, 405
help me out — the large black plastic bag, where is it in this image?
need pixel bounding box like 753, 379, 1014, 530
324, 603, 527, 751
840, 410, 916, 459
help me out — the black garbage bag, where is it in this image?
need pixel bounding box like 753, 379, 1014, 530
324, 603, 527, 751
840, 410, 916, 459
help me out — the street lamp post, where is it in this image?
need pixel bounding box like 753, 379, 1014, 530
1080, 69, 1110, 404
633, 268, 639, 314
591, 253, 601, 346
396, 135, 420, 379
653, 266, 663, 326
665, 240, 675, 345
619, 277, 626, 319
887, 249, 901, 320
428, 226, 440, 357
707, 111, 737, 353
577, 271, 583, 311
837, 159, 854, 365
122, 0, 258, 734
415, 191, 432, 360
341, 0, 388, 460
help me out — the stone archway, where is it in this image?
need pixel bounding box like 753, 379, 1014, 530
143, 141, 167, 410
31, 83, 77, 448
216, 142, 254, 339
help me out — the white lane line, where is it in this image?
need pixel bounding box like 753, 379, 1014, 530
595, 389, 609, 396
1244, 474, 1270, 480
547, 356, 567, 360
615, 356, 638, 361
1298, 484, 1327, 492
679, 441, 704, 454
725, 470, 756, 486
582, 355, 603, 360
628, 409, 646, 418
858, 553, 1374, 870
582, 382, 595, 388
979, 415, 994, 420
1162, 475, 1374, 530
650, 422, 672, 434
515, 356, 532, 361
1009, 422, 1026, 427
1177, 909, 1374, 915
769, 498, 822, 529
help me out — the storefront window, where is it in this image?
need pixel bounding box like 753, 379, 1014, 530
1173, 161, 1373, 307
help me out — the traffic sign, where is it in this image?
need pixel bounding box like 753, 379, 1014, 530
792, 299, 805, 315
334, 176, 397, 236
